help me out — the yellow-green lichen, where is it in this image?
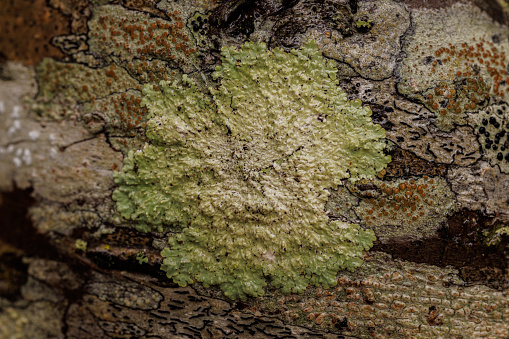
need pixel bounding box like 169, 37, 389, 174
484, 223, 509, 246
136, 252, 148, 264
355, 19, 373, 29
113, 41, 390, 300
75, 239, 87, 252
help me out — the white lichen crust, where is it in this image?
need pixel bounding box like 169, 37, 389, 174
113, 41, 390, 300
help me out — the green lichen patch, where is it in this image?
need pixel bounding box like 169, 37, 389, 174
352, 176, 456, 241
113, 41, 390, 299
468, 103, 509, 173
136, 252, 148, 264
355, 18, 373, 32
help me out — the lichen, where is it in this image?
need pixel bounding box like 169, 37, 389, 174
136, 252, 148, 264
304, 0, 410, 80
29, 204, 101, 234
468, 103, 509, 173
352, 176, 456, 241
75, 239, 87, 252
36, 58, 139, 103
398, 3, 509, 132
88, 4, 199, 74
341, 77, 481, 167
484, 223, 509, 246
113, 40, 390, 300
355, 19, 373, 29
250, 252, 509, 338
81, 90, 150, 153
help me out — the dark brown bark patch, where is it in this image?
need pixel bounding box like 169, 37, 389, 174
374, 209, 509, 288
383, 147, 448, 178
0, 0, 72, 65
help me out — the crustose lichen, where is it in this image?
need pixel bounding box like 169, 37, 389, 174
113, 41, 390, 300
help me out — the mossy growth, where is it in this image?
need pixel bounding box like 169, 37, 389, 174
113, 41, 390, 300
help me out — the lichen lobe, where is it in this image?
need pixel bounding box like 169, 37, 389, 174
113, 41, 390, 300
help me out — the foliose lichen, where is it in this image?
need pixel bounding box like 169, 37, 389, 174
136, 252, 148, 264
113, 41, 390, 300
75, 239, 87, 252
483, 223, 509, 246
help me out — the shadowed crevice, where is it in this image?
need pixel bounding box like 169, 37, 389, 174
373, 209, 509, 288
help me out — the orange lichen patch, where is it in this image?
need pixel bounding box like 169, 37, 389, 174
126, 59, 177, 83
83, 90, 150, 152
36, 59, 139, 103
406, 37, 509, 131
0, 0, 71, 65
350, 176, 455, 240
88, 5, 198, 77
358, 178, 434, 224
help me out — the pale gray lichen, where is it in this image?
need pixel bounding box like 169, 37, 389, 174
113, 41, 390, 299
305, 0, 410, 80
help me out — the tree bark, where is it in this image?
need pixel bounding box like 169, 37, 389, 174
1, 0, 509, 338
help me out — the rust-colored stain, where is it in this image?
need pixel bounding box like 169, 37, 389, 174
0, 0, 71, 65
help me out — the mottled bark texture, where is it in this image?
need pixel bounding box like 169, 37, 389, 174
1, 0, 509, 338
